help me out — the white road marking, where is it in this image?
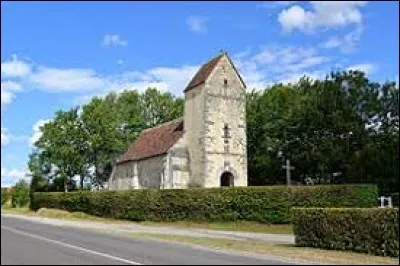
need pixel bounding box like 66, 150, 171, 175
1, 225, 142, 265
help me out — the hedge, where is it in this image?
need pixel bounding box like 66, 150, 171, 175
292, 208, 399, 257
31, 185, 378, 224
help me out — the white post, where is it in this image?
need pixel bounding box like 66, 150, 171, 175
379, 196, 385, 208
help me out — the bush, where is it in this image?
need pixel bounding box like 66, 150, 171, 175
11, 179, 30, 208
31, 185, 377, 224
292, 207, 399, 257
1, 188, 10, 206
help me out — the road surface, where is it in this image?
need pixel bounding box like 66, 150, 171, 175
1, 215, 298, 265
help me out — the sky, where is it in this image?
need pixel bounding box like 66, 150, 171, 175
1, 1, 399, 187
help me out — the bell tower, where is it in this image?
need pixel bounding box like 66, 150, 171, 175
183, 52, 247, 187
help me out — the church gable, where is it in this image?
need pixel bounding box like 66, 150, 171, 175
117, 118, 184, 163
184, 54, 224, 93
205, 53, 246, 96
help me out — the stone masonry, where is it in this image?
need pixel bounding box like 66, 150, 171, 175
108, 52, 248, 189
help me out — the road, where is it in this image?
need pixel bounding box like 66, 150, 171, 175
1, 215, 298, 265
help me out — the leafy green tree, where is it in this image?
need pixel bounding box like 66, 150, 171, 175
11, 179, 30, 208
35, 108, 87, 192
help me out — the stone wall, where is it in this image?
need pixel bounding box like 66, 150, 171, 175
109, 154, 166, 190
167, 135, 190, 188
184, 84, 206, 187
202, 54, 248, 187
137, 155, 165, 188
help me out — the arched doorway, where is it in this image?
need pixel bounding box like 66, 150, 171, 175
220, 172, 234, 187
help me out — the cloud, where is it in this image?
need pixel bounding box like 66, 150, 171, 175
1, 80, 23, 108
2, 44, 331, 103
1, 128, 10, 147
186, 15, 209, 33
117, 59, 124, 65
346, 63, 376, 75
29, 119, 51, 147
1, 54, 202, 106
102, 34, 128, 47
278, 1, 368, 33
75, 65, 200, 104
1, 167, 30, 187
1, 54, 32, 78
322, 25, 363, 53
233, 45, 330, 89
29, 67, 106, 93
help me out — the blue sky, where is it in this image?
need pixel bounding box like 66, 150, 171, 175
1, 1, 399, 187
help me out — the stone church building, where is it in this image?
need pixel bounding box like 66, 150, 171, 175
108, 52, 248, 189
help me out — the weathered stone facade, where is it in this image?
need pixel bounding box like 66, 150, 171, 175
109, 52, 247, 190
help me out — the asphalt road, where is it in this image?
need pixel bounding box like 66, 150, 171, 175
1, 215, 298, 265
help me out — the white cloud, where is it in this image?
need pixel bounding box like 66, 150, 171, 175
233, 45, 330, 89
322, 25, 363, 53
186, 15, 209, 33
1, 54, 32, 78
1, 89, 16, 108
1, 54, 202, 105
102, 34, 128, 47
1, 44, 330, 103
75, 65, 200, 104
278, 1, 368, 33
29, 119, 51, 147
29, 67, 106, 93
1, 81, 23, 108
1, 167, 30, 187
1, 128, 10, 147
346, 63, 376, 75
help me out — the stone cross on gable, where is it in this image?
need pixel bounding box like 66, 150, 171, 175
282, 159, 294, 185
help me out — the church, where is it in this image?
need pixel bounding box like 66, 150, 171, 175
108, 52, 248, 190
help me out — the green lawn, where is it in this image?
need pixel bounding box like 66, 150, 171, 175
1, 207, 293, 234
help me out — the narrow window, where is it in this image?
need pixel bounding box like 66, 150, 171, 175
224, 79, 228, 87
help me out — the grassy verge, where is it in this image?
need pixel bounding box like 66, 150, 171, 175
114, 232, 399, 265
1, 207, 293, 234
140, 220, 293, 234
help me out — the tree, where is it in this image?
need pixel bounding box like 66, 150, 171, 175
11, 179, 30, 208
35, 108, 87, 192
81, 95, 125, 189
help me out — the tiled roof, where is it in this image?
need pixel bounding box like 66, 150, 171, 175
184, 53, 224, 92
117, 118, 184, 163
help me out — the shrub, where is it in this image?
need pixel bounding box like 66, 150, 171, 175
11, 179, 30, 208
1, 188, 10, 206
31, 185, 377, 224
292, 207, 399, 257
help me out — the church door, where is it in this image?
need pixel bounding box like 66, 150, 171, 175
220, 172, 234, 187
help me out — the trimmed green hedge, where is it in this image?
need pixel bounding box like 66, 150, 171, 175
31, 185, 377, 224
292, 208, 399, 257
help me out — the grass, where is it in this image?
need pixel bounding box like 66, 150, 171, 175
112, 232, 399, 265
140, 220, 293, 234
1, 207, 293, 234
